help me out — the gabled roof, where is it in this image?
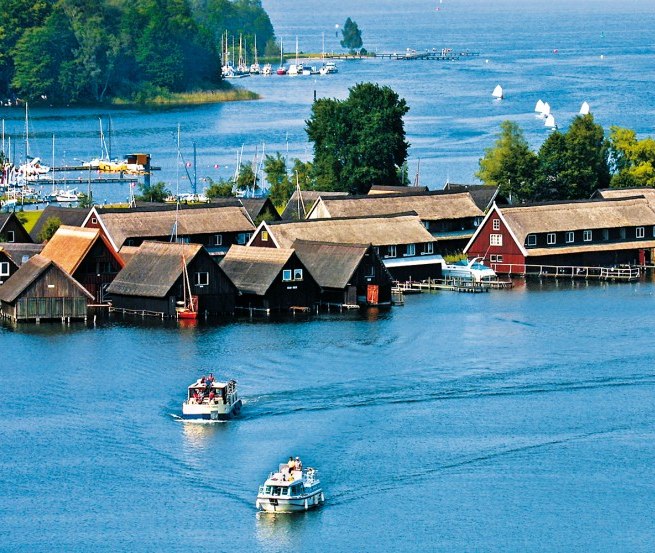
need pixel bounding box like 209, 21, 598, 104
0, 254, 93, 303
291, 239, 371, 289
0, 243, 44, 265
368, 185, 429, 195
500, 197, 655, 245
280, 190, 348, 220
29, 206, 90, 242
88, 205, 255, 251
220, 245, 295, 295
40, 225, 122, 275
307, 191, 483, 221
443, 183, 502, 211
239, 198, 281, 222
262, 213, 436, 248
106, 241, 203, 298
0, 213, 12, 232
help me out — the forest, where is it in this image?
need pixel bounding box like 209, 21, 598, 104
0, 0, 275, 104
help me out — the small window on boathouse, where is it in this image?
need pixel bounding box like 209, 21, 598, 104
261, 230, 269, 242
194, 272, 209, 287
636, 226, 645, 238
293, 268, 303, 281
526, 234, 536, 247
493, 219, 500, 231
583, 230, 592, 242
282, 270, 292, 282
0, 262, 9, 276
547, 233, 556, 245
490, 234, 503, 247
566, 231, 574, 243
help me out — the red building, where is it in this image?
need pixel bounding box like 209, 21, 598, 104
465, 197, 655, 274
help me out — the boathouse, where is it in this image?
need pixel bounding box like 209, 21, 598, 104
239, 198, 281, 223
0, 254, 93, 322
82, 202, 255, 255
219, 245, 319, 313
464, 197, 655, 274
0, 247, 20, 285
248, 213, 442, 282
106, 241, 236, 317
40, 226, 125, 303
291, 240, 393, 307
0, 213, 32, 244
29, 206, 91, 242
280, 190, 348, 220
305, 191, 484, 254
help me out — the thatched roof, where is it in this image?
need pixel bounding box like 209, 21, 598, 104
29, 206, 90, 242
93, 205, 255, 250
118, 245, 140, 266
40, 225, 121, 274
239, 198, 280, 222
368, 185, 429, 195
527, 239, 655, 257
291, 240, 371, 289
307, 191, 483, 221
443, 183, 502, 211
280, 190, 348, 220
220, 245, 294, 295
265, 213, 435, 248
0, 213, 12, 232
106, 241, 202, 297
500, 197, 655, 245
0, 254, 93, 303
0, 243, 44, 265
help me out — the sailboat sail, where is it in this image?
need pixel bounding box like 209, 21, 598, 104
579, 101, 590, 115
534, 99, 545, 113
544, 114, 557, 129
492, 85, 503, 99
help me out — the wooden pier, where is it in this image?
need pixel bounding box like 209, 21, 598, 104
374, 49, 480, 61
492, 264, 641, 282
393, 278, 513, 295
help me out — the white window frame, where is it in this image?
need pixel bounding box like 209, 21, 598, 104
6, 230, 15, 242
619, 228, 626, 240
490, 234, 503, 247
0, 261, 10, 276
213, 234, 223, 246
261, 230, 269, 242
282, 269, 292, 282
293, 268, 303, 281
526, 234, 536, 247
194, 272, 209, 287
365, 265, 375, 278
583, 230, 592, 242
602, 229, 609, 241
636, 226, 645, 238
405, 244, 416, 257
496, 255, 503, 263
423, 242, 434, 255
566, 231, 574, 243
547, 233, 556, 245
386, 245, 397, 258
492, 219, 500, 231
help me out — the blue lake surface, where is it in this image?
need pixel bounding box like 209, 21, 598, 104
2, 1, 655, 551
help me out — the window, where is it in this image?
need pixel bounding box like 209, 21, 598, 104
547, 233, 556, 245
91, 217, 97, 224
194, 272, 209, 286
213, 234, 223, 246
293, 268, 303, 281
526, 234, 536, 247
637, 226, 645, 238
423, 242, 434, 255
0, 262, 9, 276
496, 255, 503, 263
365, 265, 375, 278
261, 230, 269, 242
619, 228, 626, 240
490, 234, 503, 247
602, 229, 609, 241
386, 245, 397, 258
422, 221, 430, 230
282, 270, 292, 281
374, 246, 380, 256
583, 230, 592, 242
405, 244, 416, 257
566, 231, 574, 243
6, 230, 15, 242
492, 219, 500, 230
474, 217, 483, 227
236, 233, 248, 245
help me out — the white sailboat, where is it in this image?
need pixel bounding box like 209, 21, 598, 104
492, 84, 504, 99
534, 99, 545, 114
579, 101, 590, 115
288, 36, 303, 76
539, 101, 551, 119
250, 36, 261, 74
544, 113, 557, 129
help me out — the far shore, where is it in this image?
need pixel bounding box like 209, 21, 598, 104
111, 87, 260, 107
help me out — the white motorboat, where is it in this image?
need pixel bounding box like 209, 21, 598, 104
319, 61, 338, 75
181, 376, 242, 421
47, 188, 80, 202
261, 63, 273, 76
256, 460, 324, 513
442, 257, 498, 282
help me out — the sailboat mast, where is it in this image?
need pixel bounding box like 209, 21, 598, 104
24, 102, 29, 161
52, 134, 55, 193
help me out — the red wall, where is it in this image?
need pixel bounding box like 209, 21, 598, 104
467, 211, 525, 274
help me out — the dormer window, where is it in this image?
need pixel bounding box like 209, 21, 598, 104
637, 226, 645, 238
492, 219, 500, 231
583, 230, 592, 242
6, 230, 14, 242
526, 234, 536, 247
405, 244, 416, 257
566, 231, 574, 243
547, 233, 556, 245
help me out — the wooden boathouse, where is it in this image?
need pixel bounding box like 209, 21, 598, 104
0, 254, 93, 322
0, 212, 33, 244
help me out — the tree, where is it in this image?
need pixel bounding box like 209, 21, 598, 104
263, 152, 292, 207
235, 161, 258, 192
533, 131, 567, 201
560, 114, 610, 199
476, 120, 537, 202
306, 82, 409, 194
608, 126, 655, 188
340, 17, 362, 53
37, 216, 62, 242
136, 181, 170, 202
77, 192, 94, 208
204, 176, 235, 198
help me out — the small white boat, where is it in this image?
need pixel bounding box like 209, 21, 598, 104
261, 63, 272, 76
492, 84, 503, 99
47, 188, 79, 202
319, 61, 338, 75
579, 101, 590, 115
256, 460, 324, 513
287, 63, 300, 76
539, 101, 551, 118
181, 376, 242, 421
442, 257, 498, 283
534, 99, 545, 114
544, 113, 557, 129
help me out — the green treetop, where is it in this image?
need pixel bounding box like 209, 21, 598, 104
340, 17, 363, 53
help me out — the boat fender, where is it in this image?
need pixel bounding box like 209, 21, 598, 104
255, 499, 261, 510
304, 499, 308, 510
320, 492, 325, 503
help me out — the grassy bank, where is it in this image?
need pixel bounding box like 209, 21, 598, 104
112, 87, 259, 107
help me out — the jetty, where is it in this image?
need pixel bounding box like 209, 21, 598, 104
374, 49, 479, 61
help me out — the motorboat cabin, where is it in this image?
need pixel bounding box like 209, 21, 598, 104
181, 376, 241, 421
441, 257, 498, 283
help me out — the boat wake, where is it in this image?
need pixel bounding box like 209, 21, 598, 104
169, 413, 227, 424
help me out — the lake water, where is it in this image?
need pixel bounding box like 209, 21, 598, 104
2, 1, 655, 551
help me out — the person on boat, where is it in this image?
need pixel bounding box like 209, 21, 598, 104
193, 390, 200, 403
295, 457, 302, 471
208, 390, 215, 403
287, 456, 295, 471
207, 373, 215, 383
200, 376, 206, 384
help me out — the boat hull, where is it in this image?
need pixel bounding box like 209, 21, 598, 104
256, 490, 324, 513
181, 399, 242, 421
